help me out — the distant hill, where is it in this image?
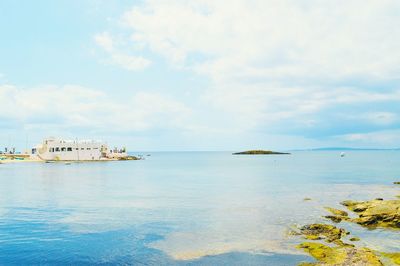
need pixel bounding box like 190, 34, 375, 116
294, 147, 400, 151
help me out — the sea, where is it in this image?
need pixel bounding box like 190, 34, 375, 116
0, 151, 399, 265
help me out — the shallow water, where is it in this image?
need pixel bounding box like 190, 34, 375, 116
0, 151, 399, 265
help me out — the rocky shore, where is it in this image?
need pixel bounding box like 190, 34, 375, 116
0, 155, 141, 163
292, 182, 400, 265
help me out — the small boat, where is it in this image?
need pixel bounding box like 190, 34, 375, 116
340, 152, 346, 157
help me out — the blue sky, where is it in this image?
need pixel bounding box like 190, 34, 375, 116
1, 0, 400, 151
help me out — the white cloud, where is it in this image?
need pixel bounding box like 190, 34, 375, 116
0, 84, 190, 132
94, 32, 114, 52
336, 130, 400, 146
94, 31, 151, 70
202, 83, 400, 130
118, 0, 400, 136
109, 53, 151, 71
123, 0, 400, 80
364, 112, 398, 126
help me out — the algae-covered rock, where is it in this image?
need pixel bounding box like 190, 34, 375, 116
299, 224, 347, 243
304, 197, 312, 201
325, 207, 348, 217
298, 242, 383, 266
380, 252, 400, 265
340, 199, 400, 229
296, 190, 400, 265
118, 156, 140, 161
394, 182, 400, 185
294, 223, 387, 265
298, 242, 347, 265
324, 215, 343, 223
323, 207, 350, 223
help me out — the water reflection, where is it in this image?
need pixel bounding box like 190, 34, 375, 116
0, 152, 399, 264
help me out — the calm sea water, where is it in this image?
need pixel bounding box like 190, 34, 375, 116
0, 151, 399, 265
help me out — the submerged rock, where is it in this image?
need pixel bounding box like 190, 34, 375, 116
324, 207, 349, 217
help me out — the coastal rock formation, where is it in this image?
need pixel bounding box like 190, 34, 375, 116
381, 253, 400, 265
324, 207, 348, 217
294, 223, 383, 265
298, 242, 382, 266
323, 207, 349, 223
294, 182, 400, 265
341, 199, 400, 229
118, 155, 140, 161
232, 150, 290, 155
299, 224, 348, 243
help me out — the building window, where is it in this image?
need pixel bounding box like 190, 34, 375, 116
81, 148, 84, 150
55, 147, 60, 152
87, 148, 91, 150
49, 148, 54, 152
61, 147, 66, 152
75, 148, 79, 150
67, 147, 72, 151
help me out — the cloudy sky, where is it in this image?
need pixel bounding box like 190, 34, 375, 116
1, 0, 400, 151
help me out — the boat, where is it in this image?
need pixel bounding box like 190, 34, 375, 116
340, 152, 346, 157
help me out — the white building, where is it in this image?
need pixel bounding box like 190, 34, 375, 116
31, 137, 127, 161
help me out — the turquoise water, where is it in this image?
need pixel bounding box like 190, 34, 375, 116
0, 151, 399, 265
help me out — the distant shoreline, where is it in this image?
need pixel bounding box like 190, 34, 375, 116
291, 147, 400, 151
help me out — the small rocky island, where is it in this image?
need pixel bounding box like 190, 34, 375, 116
233, 150, 291, 155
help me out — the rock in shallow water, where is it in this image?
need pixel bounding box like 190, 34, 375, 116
298, 242, 383, 266
340, 199, 400, 229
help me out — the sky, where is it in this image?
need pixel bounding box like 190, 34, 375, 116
1, 0, 400, 151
